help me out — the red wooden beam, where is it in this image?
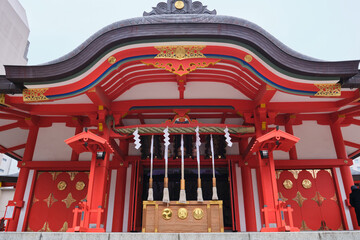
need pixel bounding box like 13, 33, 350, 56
344, 140, 360, 149
0, 143, 26, 154
0, 107, 30, 118
349, 149, 360, 159
0, 122, 21, 132
0, 113, 23, 120
254, 85, 277, 106
86, 86, 112, 110
337, 105, 360, 116
109, 138, 125, 161
274, 159, 352, 169
0, 145, 23, 160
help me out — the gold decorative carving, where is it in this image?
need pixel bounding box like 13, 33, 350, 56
283, 179, 293, 189
76, 181, 86, 191
293, 191, 307, 207
312, 191, 326, 207
330, 194, 338, 203
67, 172, 78, 181
288, 170, 301, 179
313, 169, 321, 179
275, 170, 283, 180
302, 179, 312, 189
23, 88, 49, 102
57, 181, 67, 191
244, 54, 253, 63
59, 221, 68, 232
50, 172, 62, 181
278, 192, 288, 202
108, 56, 116, 64
315, 83, 341, 97
178, 207, 188, 220
300, 220, 311, 231
162, 208, 173, 220
39, 221, 52, 232
175, 1, 185, 9
155, 45, 206, 60
0, 93, 5, 105
193, 208, 204, 220
62, 193, 77, 208
325, 169, 333, 177
44, 193, 58, 208
32, 196, 40, 206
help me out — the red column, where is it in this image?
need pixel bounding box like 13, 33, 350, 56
254, 110, 277, 225
112, 164, 128, 231
241, 166, 257, 231
330, 121, 359, 229
239, 138, 257, 231
71, 125, 83, 161
285, 120, 298, 160
86, 127, 111, 227
7, 126, 39, 231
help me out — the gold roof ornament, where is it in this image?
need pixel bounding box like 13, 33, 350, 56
315, 83, 341, 96
155, 45, 206, 60
23, 88, 49, 102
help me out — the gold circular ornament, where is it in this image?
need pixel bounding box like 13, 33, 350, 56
283, 179, 293, 190
244, 55, 253, 63
76, 181, 85, 191
162, 208, 173, 220
175, 1, 185, 10
108, 56, 116, 64
193, 208, 204, 220
178, 207, 188, 220
302, 179, 312, 189
57, 181, 67, 191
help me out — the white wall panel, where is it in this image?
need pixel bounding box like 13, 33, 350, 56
293, 121, 337, 159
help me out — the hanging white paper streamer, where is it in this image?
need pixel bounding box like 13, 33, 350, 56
224, 127, 233, 147
133, 128, 141, 149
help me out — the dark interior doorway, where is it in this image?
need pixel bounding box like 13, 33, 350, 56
142, 167, 232, 228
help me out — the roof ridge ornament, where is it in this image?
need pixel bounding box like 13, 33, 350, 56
143, 0, 216, 16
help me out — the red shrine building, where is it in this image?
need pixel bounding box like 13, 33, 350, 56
0, 0, 360, 233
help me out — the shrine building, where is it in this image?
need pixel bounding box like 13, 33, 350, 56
0, 0, 360, 233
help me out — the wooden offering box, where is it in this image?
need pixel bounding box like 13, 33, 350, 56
142, 200, 224, 233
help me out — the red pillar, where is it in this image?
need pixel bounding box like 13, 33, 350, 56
239, 138, 257, 231
254, 110, 277, 226
112, 164, 128, 231
7, 126, 39, 231
86, 127, 111, 228
285, 120, 298, 160
330, 121, 359, 229
71, 125, 83, 161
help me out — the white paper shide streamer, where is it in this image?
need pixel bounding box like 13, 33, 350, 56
133, 128, 141, 149
162, 127, 170, 203
224, 127, 233, 147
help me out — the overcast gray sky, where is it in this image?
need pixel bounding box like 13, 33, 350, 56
18, 0, 360, 65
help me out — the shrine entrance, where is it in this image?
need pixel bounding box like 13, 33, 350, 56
276, 169, 345, 231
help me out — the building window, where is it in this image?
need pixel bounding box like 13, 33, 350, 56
0, 169, 4, 173
3, 158, 7, 161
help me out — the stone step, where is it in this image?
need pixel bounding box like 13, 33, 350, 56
1, 231, 360, 240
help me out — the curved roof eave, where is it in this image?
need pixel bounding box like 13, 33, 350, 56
4, 14, 360, 83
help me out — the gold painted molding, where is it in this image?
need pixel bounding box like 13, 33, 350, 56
315, 83, 341, 97
23, 88, 49, 102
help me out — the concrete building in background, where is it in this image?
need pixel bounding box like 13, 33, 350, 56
0, 0, 30, 74
0, 0, 29, 221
